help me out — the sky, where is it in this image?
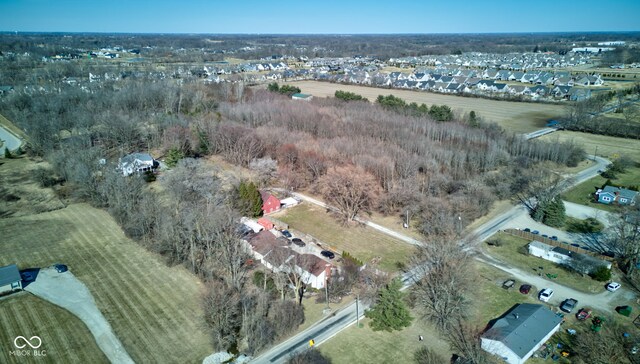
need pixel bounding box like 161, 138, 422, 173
0, 0, 639, 34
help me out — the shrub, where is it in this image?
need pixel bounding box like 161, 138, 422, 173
590, 266, 612, 282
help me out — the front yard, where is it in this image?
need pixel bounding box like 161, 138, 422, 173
272, 203, 416, 272
562, 165, 640, 213
484, 232, 605, 293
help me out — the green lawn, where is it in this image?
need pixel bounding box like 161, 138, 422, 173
473, 262, 542, 324
272, 204, 416, 272
484, 233, 604, 293
563, 165, 640, 213
318, 312, 451, 364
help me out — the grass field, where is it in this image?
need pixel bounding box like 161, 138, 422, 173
484, 233, 604, 293
272, 203, 416, 272
318, 311, 451, 364
281, 80, 566, 133
539, 131, 640, 160
0, 203, 212, 363
562, 164, 640, 212
0, 293, 108, 364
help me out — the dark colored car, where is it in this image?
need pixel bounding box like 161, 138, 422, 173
523, 228, 531, 233
532, 230, 540, 235
519, 284, 532, 294
571, 243, 580, 248
541, 234, 548, 238
281, 230, 292, 238
291, 238, 306, 247
21, 271, 35, 282
54, 264, 68, 273
550, 236, 558, 241
561, 298, 578, 313
321, 250, 335, 259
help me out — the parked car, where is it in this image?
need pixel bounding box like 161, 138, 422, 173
321, 250, 335, 259
281, 230, 292, 238
561, 298, 578, 313
542, 234, 549, 238
523, 228, 531, 232
606, 282, 621, 292
502, 279, 516, 289
550, 236, 558, 241
54, 264, 68, 273
576, 308, 592, 320
519, 284, 532, 294
20, 271, 35, 282
539, 288, 554, 302
291, 238, 306, 247
532, 230, 540, 235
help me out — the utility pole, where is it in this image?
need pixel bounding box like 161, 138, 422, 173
594, 146, 598, 161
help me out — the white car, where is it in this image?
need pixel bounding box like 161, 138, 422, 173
606, 282, 621, 292
539, 288, 554, 302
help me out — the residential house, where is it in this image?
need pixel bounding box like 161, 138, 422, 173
528, 240, 612, 273
0, 264, 22, 295
246, 230, 289, 270
118, 153, 158, 176
528, 241, 571, 265
596, 186, 638, 205
481, 303, 563, 364
0, 85, 14, 95
261, 191, 281, 214
241, 217, 264, 233
568, 88, 592, 102
291, 251, 333, 289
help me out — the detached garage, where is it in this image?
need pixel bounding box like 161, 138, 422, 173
0, 264, 22, 295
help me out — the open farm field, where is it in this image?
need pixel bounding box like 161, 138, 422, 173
538, 131, 640, 159
272, 203, 415, 272
0, 294, 108, 364
284, 80, 566, 133
0, 203, 212, 363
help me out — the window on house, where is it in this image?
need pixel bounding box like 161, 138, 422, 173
603, 196, 610, 201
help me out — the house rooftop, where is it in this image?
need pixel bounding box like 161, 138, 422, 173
0, 264, 21, 287
483, 303, 563, 358
291, 93, 312, 98
248, 230, 286, 256
602, 186, 638, 200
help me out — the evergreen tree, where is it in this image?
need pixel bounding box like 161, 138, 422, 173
364, 278, 413, 332
236, 181, 263, 217
542, 197, 566, 227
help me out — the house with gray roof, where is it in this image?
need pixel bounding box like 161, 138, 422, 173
0, 264, 22, 295
118, 153, 158, 176
596, 186, 638, 205
481, 303, 563, 364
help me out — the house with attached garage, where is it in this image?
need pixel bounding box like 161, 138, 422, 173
481, 303, 563, 364
0, 264, 22, 295
596, 186, 638, 205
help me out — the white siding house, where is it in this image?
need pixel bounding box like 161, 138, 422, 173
528, 241, 571, 264
481, 304, 563, 364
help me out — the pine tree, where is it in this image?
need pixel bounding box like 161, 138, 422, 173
542, 197, 566, 228
364, 278, 413, 332
247, 182, 263, 217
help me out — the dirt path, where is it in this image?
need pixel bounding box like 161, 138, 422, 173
24, 267, 134, 364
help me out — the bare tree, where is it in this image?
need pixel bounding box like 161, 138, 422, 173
511, 167, 570, 222
570, 320, 634, 364
249, 157, 278, 187
446, 318, 497, 364
319, 165, 380, 222
203, 281, 241, 351
411, 234, 474, 331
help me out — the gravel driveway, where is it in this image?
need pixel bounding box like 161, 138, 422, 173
24, 267, 134, 364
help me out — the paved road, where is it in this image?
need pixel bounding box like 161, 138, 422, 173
524, 127, 558, 140
0, 124, 22, 155
252, 155, 612, 363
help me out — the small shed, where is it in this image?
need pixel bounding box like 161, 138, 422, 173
0, 264, 22, 295
257, 217, 274, 230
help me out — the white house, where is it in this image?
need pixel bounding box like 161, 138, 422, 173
481, 303, 563, 364
118, 153, 158, 176
528, 241, 571, 264
0, 264, 22, 295
528, 240, 612, 273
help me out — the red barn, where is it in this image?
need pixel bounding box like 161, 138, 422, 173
261, 191, 281, 214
